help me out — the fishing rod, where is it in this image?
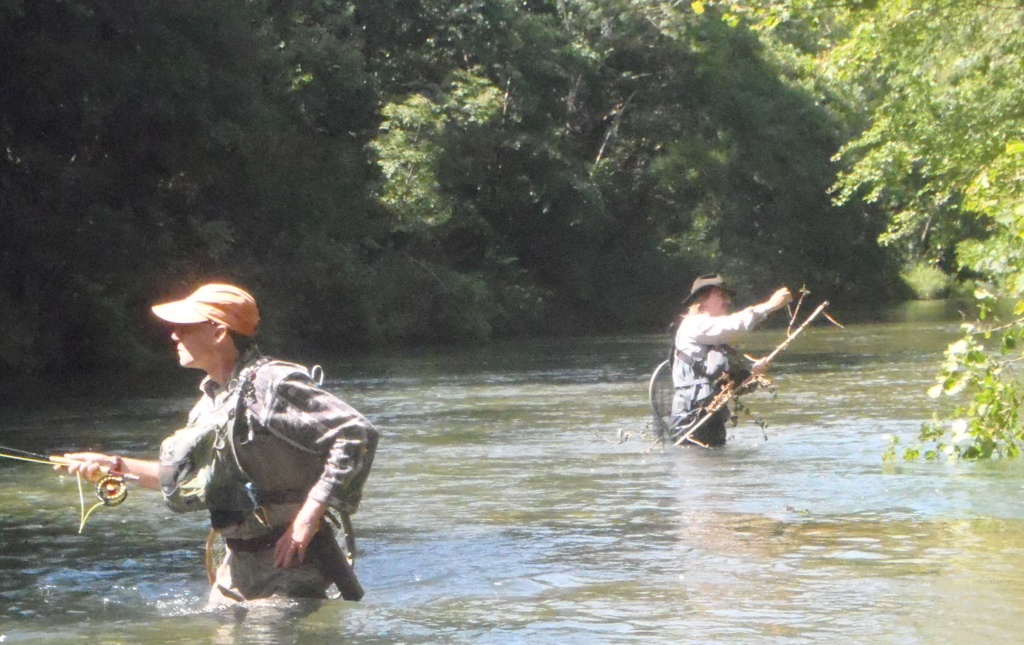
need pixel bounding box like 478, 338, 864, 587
673, 300, 831, 447
0, 445, 138, 480
0, 444, 136, 532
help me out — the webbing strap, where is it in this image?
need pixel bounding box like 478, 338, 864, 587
675, 377, 706, 388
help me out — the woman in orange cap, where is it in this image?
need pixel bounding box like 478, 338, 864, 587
58, 283, 379, 604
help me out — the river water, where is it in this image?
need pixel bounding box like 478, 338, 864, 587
2, 302, 1024, 644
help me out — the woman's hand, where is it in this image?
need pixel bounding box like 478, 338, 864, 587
275, 499, 328, 568
55, 452, 122, 482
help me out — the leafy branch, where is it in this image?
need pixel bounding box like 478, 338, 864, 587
887, 294, 1024, 461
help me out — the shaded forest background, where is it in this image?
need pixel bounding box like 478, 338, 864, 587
3, 0, 1017, 377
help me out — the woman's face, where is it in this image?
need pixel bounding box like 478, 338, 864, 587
169, 321, 222, 371
702, 288, 731, 316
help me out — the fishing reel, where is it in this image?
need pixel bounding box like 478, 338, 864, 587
94, 474, 129, 506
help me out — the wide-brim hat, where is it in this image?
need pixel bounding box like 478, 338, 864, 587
681, 273, 735, 307
151, 283, 260, 336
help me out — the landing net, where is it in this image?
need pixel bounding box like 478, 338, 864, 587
647, 359, 674, 439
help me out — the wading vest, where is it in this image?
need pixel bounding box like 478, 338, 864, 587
673, 343, 731, 414
158, 358, 374, 530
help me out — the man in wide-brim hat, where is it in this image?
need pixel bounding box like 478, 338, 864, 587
680, 273, 736, 308
670, 273, 792, 447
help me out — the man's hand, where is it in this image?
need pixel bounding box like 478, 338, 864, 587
751, 357, 772, 375
764, 287, 793, 313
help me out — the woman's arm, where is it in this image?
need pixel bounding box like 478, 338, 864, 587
262, 377, 379, 568
57, 452, 162, 490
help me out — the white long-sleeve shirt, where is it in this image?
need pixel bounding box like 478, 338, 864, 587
672, 303, 773, 388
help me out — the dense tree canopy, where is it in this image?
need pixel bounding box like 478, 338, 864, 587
1, 0, 380, 370
732, 0, 1024, 459
2, 0, 925, 378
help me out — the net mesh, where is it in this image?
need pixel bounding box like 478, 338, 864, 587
648, 359, 674, 438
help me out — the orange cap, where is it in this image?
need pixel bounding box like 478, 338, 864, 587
151, 283, 260, 336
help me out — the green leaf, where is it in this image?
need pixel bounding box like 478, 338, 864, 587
1006, 141, 1024, 155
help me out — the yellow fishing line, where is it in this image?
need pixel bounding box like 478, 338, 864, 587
1, 450, 109, 533
75, 473, 105, 534
79, 503, 105, 533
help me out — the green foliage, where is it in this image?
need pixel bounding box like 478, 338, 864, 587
373, 93, 452, 227
1, 0, 906, 374
827, 1, 1024, 270
901, 262, 949, 300
886, 296, 1024, 461
0, 0, 380, 371
959, 141, 1024, 294
371, 70, 504, 231
798, 0, 1024, 460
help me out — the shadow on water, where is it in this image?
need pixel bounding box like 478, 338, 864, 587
3, 300, 1024, 643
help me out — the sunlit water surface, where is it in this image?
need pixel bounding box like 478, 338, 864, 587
2, 302, 1024, 643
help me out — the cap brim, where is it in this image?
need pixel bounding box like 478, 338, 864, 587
151, 301, 209, 325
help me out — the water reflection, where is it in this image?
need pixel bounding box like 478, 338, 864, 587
3, 314, 1024, 643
